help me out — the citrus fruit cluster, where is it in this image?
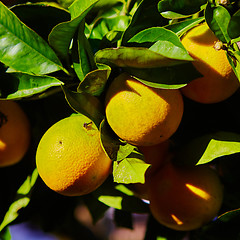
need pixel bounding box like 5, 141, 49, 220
35, 22, 238, 231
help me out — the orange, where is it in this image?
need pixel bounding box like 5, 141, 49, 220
181, 22, 239, 103
0, 100, 30, 167
105, 73, 184, 146
129, 140, 172, 200
36, 114, 112, 196
148, 162, 224, 231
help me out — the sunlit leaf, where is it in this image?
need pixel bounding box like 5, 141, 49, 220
0, 72, 63, 100
113, 151, 150, 184
175, 131, 240, 166
93, 180, 149, 212
128, 27, 193, 61
0, 169, 38, 231
48, 0, 99, 58
0, 2, 64, 75
89, 15, 129, 40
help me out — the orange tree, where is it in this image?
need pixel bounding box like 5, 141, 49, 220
0, 0, 240, 239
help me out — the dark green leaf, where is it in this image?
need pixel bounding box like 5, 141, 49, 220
218, 208, 240, 223
62, 86, 104, 127
77, 63, 111, 96
123, 62, 202, 89
11, 3, 70, 41
227, 47, 240, 81
48, 0, 99, 59
72, 20, 97, 80
0, 72, 63, 100
0, 169, 38, 231
99, 119, 136, 161
83, 194, 110, 224
205, 3, 231, 43
95, 47, 192, 69
228, 9, 240, 39
158, 0, 207, 18
128, 27, 193, 61
113, 151, 150, 184
0, 2, 64, 75
165, 17, 204, 37
121, 0, 168, 45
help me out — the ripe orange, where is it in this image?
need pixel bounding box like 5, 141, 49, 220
148, 162, 224, 231
129, 140, 173, 200
36, 114, 112, 196
0, 100, 30, 167
105, 73, 184, 146
181, 22, 239, 103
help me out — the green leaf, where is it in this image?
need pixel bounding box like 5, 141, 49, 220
77, 63, 111, 96
0, 72, 63, 100
0, 169, 38, 231
113, 151, 150, 184
227, 47, 240, 81
205, 3, 231, 43
0, 2, 64, 75
165, 17, 204, 37
158, 0, 207, 19
83, 194, 110, 224
48, 0, 99, 59
175, 131, 240, 166
0, 227, 11, 240
62, 86, 104, 127
89, 15, 130, 40
121, 0, 168, 45
128, 27, 193, 61
11, 3, 70, 41
123, 62, 202, 89
99, 119, 136, 161
95, 46, 192, 69
228, 9, 240, 39
72, 20, 97, 80
93, 180, 149, 213
218, 208, 240, 223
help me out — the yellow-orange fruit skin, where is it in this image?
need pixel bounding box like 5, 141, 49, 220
36, 115, 112, 197
148, 163, 223, 231
105, 73, 184, 146
181, 23, 239, 103
0, 100, 31, 167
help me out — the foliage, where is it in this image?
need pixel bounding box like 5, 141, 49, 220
0, 0, 240, 239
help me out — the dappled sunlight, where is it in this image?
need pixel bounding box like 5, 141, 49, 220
171, 214, 183, 225
185, 183, 210, 200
